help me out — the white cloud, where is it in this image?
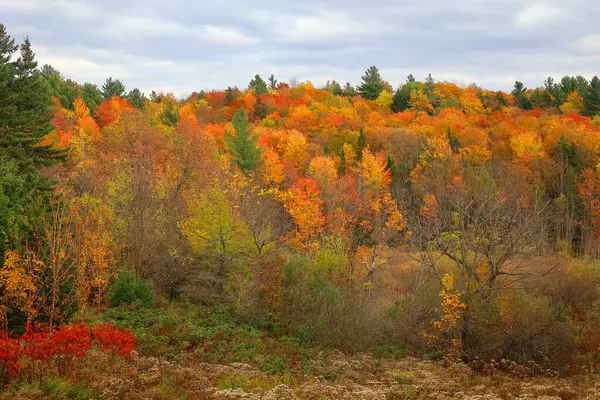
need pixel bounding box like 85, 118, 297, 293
203, 25, 257, 44
516, 3, 562, 28
579, 34, 600, 53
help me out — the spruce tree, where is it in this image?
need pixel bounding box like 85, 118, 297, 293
248, 74, 268, 96
357, 128, 367, 160
584, 76, 600, 116
357, 66, 385, 100
343, 82, 357, 97
159, 101, 180, 127
512, 81, 532, 110
101, 77, 126, 99
268, 74, 278, 90
126, 88, 147, 108
330, 80, 342, 96
81, 82, 103, 113
0, 26, 66, 257
225, 86, 235, 106
225, 109, 263, 174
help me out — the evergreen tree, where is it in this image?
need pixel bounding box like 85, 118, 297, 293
339, 150, 346, 175
253, 97, 269, 120
0, 26, 66, 257
39, 65, 82, 110
126, 88, 147, 108
330, 80, 342, 96
424, 73, 440, 108
584, 76, 600, 116
357, 66, 385, 100
343, 82, 357, 97
225, 109, 263, 174
357, 128, 367, 160
101, 77, 125, 99
81, 82, 103, 113
512, 81, 532, 110
385, 155, 398, 183
225, 86, 235, 106
248, 74, 268, 96
159, 101, 180, 127
268, 74, 278, 90
391, 82, 419, 113
406, 74, 416, 83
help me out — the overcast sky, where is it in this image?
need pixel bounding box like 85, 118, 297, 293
1, 0, 599, 96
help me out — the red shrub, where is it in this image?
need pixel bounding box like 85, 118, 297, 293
92, 323, 136, 359
51, 322, 92, 361
0, 333, 22, 380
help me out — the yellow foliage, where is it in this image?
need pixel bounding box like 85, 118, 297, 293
510, 131, 545, 159
559, 91, 584, 114
262, 147, 285, 187
459, 89, 485, 116
278, 130, 308, 169
376, 90, 393, 109
359, 149, 391, 189
308, 156, 338, 187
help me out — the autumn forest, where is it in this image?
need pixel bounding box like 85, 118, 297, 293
2, 23, 600, 398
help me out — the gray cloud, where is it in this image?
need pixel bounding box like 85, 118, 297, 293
1, 0, 599, 96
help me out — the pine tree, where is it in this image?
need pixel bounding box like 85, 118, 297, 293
330, 80, 342, 96
343, 82, 357, 97
225, 86, 235, 105
392, 88, 408, 112
81, 82, 103, 113
253, 97, 269, 120
584, 76, 600, 116
248, 74, 268, 96
268, 74, 278, 90
385, 155, 398, 184
225, 109, 263, 174
101, 77, 125, 99
126, 88, 147, 108
159, 101, 180, 127
406, 74, 416, 83
424, 73, 440, 108
512, 81, 532, 110
357, 128, 367, 160
339, 150, 347, 175
0, 26, 66, 258
357, 66, 385, 100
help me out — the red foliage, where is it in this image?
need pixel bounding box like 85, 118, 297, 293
52, 322, 92, 361
92, 323, 136, 359
21, 323, 54, 362
0, 333, 22, 380
0, 321, 136, 383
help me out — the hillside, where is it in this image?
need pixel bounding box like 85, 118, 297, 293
1, 22, 600, 398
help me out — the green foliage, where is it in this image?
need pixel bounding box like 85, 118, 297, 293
248, 74, 268, 96
101, 77, 125, 99
584, 76, 600, 116
0, 25, 66, 259
512, 81, 532, 110
109, 269, 156, 308
159, 100, 180, 126
268, 74, 278, 90
225, 109, 263, 173
358, 66, 385, 100
126, 88, 147, 108
81, 82, 103, 114
253, 98, 269, 120
357, 128, 367, 159
392, 82, 420, 113
39, 65, 82, 110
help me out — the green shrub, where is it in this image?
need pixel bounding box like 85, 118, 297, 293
109, 269, 156, 308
